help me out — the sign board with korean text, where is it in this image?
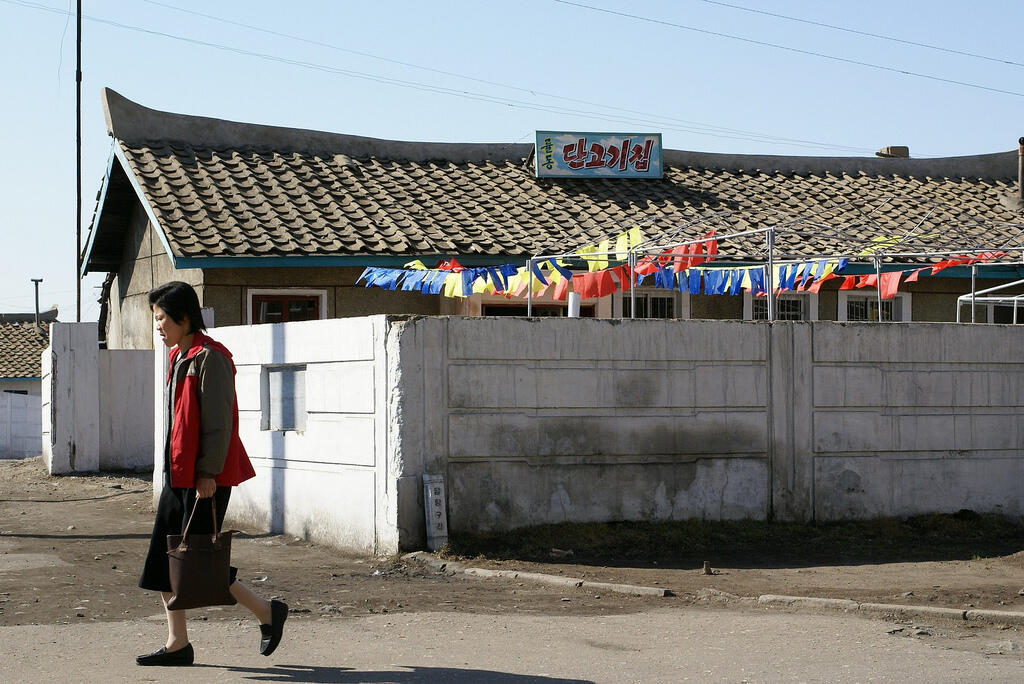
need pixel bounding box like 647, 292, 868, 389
535, 131, 663, 179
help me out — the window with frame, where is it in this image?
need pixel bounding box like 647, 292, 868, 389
250, 293, 323, 324
750, 296, 807, 321
839, 293, 910, 322
262, 365, 307, 432
622, 292, 676, 319
481, 304, 595, 317
743, 291, 817, 321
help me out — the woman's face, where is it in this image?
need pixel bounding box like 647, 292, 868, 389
153, 305, 190, 349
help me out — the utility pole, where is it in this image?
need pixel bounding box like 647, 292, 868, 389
31, 279, 43, 328
76, 0, 82, 322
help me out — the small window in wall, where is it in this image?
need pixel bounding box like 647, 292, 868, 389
3, 389, 28, 395
262, 365, 307, 432
622, 293, 676, 319
744, 292, 818, 321
481, 304, 595, 317
617, 289, 688, 319
839, 293, 911, 322
248, 289, 327, 325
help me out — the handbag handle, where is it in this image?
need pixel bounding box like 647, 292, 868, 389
177, 495, 220, 551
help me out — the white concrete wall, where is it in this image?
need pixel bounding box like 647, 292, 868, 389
42, 323, 100, 473
144, 315, 1024, 554
390, 317, 771, 536
0, 390, 41, 458
42, 324, 154, 473
387, 317, 1024, 535
196, 317, 392, 555
98, 350, 154, 470
803, 323, 1024, 521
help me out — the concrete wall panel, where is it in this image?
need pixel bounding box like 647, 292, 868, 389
0, 392, 41, 459
447, 458, 767, 532
98, 350, 154, 470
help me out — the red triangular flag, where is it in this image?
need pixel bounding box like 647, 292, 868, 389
808, 272, 837, 294
596, 270, 617, 297
553, 276, 569, 301
703, 230, 718, 262
839, 276, 857, 290
879, 271, 902, 300
672, 245, 688, 273
903, 267, 927, 283
635, 256, 659, 275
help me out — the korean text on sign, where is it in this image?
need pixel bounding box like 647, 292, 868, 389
562, 137, 655, 172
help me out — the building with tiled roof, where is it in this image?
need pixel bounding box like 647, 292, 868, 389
0, 318, 51, 395
83, 89, 1024, 349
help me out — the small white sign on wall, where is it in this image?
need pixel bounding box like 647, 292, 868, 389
423, 473, 449, 551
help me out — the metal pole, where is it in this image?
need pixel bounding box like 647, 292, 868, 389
31, 279, 43, 327
766, 229, 775, 321
628, 249, 636, 319
526, 258, 534, 317
1018, 136, 1023, 204
971, 263, 977, 323
76, 0, 82, 322
874, 258, 883, 321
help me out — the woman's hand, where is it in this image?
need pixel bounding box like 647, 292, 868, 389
195, 477, 217, 499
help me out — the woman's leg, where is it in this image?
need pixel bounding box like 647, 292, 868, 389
229, 581, 272, 624
161, 592, 190, 650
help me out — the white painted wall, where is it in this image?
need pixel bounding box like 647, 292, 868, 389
174, 317, 392, 555
0, 390, 41, 458
98, 350, 155, 470
42, 323, 99, 473
42, 323, 154, 473
146, 315, 1024, 555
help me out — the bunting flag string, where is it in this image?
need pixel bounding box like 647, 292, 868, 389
357, 251, 1002, 303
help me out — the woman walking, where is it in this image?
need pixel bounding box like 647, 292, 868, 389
136, 281, 287, 666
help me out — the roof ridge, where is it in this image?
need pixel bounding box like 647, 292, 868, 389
102, 88, 532, 164
102, 88, 1019, 178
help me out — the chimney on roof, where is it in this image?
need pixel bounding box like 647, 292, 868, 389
875, 146, 910, 159
1018, 137, 1023, 203
1005, 137, 1024, 212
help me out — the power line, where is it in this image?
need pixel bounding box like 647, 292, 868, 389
2, 0, 879, 155
695, 0, 1024, 69
138, 0, 873, 154
553, 0, 1024, 98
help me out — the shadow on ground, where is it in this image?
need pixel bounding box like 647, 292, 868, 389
445, 511, 1024, 571
204, 664, 594, 683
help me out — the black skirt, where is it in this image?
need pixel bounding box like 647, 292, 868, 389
138, 474, 238, 593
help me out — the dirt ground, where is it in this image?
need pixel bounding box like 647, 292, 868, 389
2, 456, 1024, 631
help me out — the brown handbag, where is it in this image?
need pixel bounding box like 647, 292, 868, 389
165, 496, 238, 610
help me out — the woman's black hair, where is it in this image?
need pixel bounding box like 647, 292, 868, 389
148, 281, 207, 333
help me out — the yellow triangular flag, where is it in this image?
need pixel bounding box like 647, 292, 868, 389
614, 232, 629, 261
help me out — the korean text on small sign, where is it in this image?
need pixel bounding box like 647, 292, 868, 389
562, 138, 654, 172
534, 132, 663, 178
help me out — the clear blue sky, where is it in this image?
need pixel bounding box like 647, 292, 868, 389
1, 0, 1021, 321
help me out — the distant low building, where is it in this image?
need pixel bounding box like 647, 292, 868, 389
0, 308, 55, 459
0, 308, 56, 397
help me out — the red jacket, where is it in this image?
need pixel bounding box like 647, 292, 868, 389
166, 331, 256, 488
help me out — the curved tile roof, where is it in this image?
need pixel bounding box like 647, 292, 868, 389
84, 89, 1024, 271
0, 323, 49, 379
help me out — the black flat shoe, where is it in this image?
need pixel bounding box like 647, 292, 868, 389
259, 599, 289, 656
136, 643, 194, 666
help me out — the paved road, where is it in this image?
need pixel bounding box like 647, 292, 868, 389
6, 607, 1024, 683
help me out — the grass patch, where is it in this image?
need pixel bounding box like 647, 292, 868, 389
446, 511, 1024, 568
